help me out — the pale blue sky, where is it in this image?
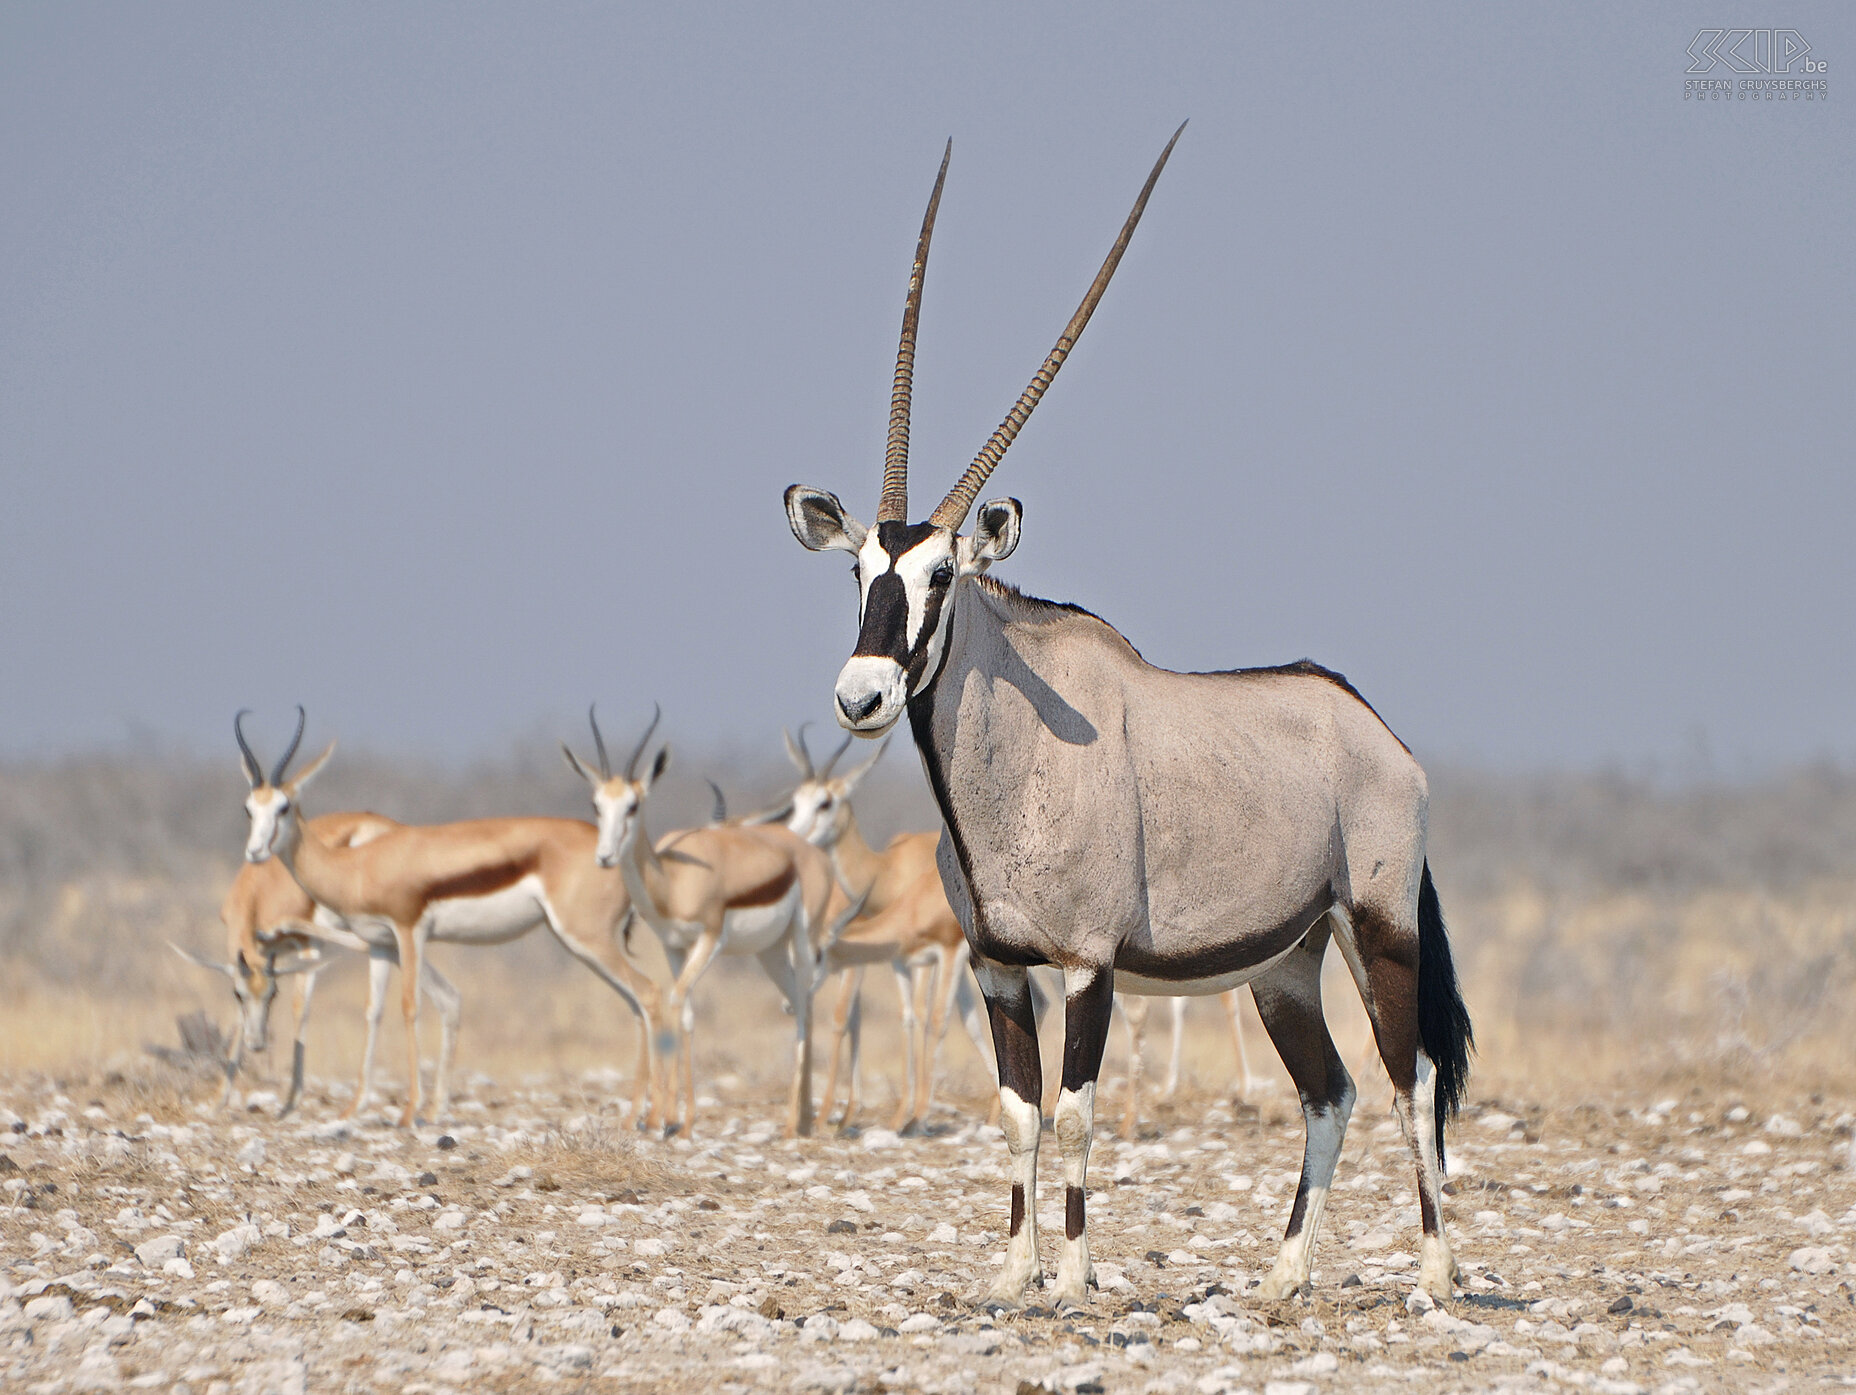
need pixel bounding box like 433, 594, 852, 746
3, 4, 1850, 773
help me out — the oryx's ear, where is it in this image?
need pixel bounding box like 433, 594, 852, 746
171, 941, 237, 979
959, 496, 1021, 572
561, 743, 600, 787
287, 740, 336, 795
647, 745, 671, 789
786, 486, 868, 555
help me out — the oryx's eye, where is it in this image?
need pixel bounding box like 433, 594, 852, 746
932, 562, 955, 586
850, 561, 861, 582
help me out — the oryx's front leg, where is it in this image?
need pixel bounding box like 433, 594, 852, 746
1054, 966, 1114, 1306
973, 956, 1043, 1304
344, 949, 395, 1121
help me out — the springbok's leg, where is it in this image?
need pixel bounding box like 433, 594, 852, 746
972, 956, 1043, 1304
344, 950, 394, 1121
1222, 987, 1263, 1098
920, 946, 962, 1126
1250, 925, 1355, 1300
661, 930, 723, 1136
280, 971, 318, 1118
1162, 997, 1187, 1099
1117, 994, 1150, 1138
217, 1015, 246, 1112
421, 962, 462, 1123
394, 922, 429, 1128
756, 933, 817, 1139
1052, 966, 1115, 1307
906, 959, 937, 1130
543, 910, 659, 1126
888, 958, 921, 1132
819, 969, 859, 1127
949, 948, 1000, 1123
1334, 902, 1458, 1299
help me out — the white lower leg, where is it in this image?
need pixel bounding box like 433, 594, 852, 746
427, 967, 461, 1121
1259, 1098, 1350, 1298
1052, 1081, 1096, 1303
1406, 1052, 1459, 1297
350, 956, 391, 1118
990, 1085, 1043, 1301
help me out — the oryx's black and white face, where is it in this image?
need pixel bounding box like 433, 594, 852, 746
786, 488, 1021, 736
783, 130, 1178, 737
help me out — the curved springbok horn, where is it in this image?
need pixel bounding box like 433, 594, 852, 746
931, 122, 1186, 530
785, 722, 816, 779
820, 734, 855, 779
624, 704, 662, 781
234, 710, 263, 789
878, 139, 952, 524
271, 706, 306, 788
706, 779, 728, 824
588, 704, 612, 780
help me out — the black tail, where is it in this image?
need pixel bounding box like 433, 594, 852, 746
1417, 861, 1473, 1169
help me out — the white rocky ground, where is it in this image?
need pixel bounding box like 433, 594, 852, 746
2, 1070, 1852, 1394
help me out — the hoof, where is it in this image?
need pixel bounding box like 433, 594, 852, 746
1253, 1272, 1305, 1302
1052, 1285, 1090, 1311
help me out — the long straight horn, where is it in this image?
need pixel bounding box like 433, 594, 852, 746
270, 706, 306, 788
234, 710, 264, 789
588, 704, 612, 779
931, 122, 1186, 530
624, 703, 662, 781
878, 139, 952, 524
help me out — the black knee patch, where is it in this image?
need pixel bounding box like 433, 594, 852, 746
1065, 1185, 1085, 1241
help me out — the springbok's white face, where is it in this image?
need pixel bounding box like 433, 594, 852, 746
232, 949, 281, 1050
244, 786, 292, 864
786, 491, 1021, 736
563, 712, 669, 869
780, 730, 886, 847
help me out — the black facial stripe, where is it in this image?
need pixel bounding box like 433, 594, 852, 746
904, 580, 951, 690
853, 572, 912, 663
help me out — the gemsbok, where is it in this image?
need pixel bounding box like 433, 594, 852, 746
774, 727, 991, 1133
563, 708, 859, 1139
236, 709, 661, 1128
783, 127, 1473, 1306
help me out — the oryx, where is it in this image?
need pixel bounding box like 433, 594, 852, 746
783, 126, 1473, 1306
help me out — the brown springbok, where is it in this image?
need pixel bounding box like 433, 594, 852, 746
564, 708, 860, 1139
774, 729, 990, 1133
237, 709, 660, 1127
175, 810, 425, 1116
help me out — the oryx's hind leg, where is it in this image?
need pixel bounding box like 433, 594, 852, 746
973, 956, 1044, 1304
1332, 882, 1465, 1301
1053, 966, 1115, 1307
1251, 918, 1355, 1300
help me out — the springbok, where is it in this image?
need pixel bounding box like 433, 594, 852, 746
237, 709, 660, 1128
563, 708, 858, 1139
174, 810, 434, 1116
782, 127, 1473, 1306
774, 728, 991, 1133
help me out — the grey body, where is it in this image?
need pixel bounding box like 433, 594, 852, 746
920, 583, 1422, 989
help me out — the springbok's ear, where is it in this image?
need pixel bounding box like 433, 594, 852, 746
647, 745, 671, 789
171, 941, 237, 979
786, 486, 868, 555
561, 743, 599, 787
287, 740, 336, 795
961, 496, 1021, 572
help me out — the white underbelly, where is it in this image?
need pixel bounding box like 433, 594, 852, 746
426, 875, 548, 945
720, 884, 802, 956
1113, 935, 1303, 997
